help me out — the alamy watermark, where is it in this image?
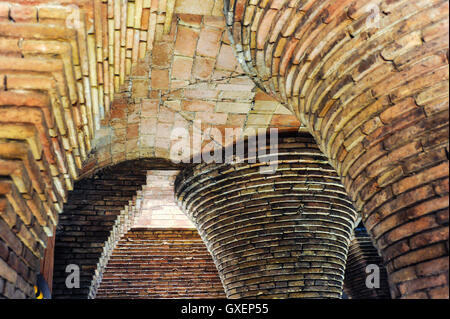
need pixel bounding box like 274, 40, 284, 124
365, 264, 380, 289
65, 5, 82, 30
65, 264, 80, 289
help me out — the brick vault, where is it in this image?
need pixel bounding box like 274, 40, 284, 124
0, 0, 448, 299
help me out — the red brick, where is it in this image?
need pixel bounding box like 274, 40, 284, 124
10, 5, 37, 22
398, 274, 448, 296
392, 162, 449, 195
152, 42, 173, 68
193, 57, 215, 80
195, 112, 228, 125
174, 26, 199, 57
151, 69, 170, 90
216, 44, 237, 71
171, 56, 193, 80
197, 28, 222, 58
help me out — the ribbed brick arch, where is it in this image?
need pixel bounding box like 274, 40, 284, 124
224, 0, 449, 298
69, 129, 365, 300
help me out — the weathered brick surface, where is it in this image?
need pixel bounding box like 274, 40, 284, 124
0, 0, 300, 299
95, 229, 225, 299
0, 0, 448, 300
39, 228, 56, 294
0, 0, 116, 296
85, 13, 302, 170
88, 169, 193, 298
175, 133, 358, 298
52, 159, 182, 299
0, 225, 37, 299
225, 0, 449, 299
343, 224, 391, 299
133, 170, 194, 229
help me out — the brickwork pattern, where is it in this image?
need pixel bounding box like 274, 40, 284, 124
0, 0, 303, 298
225, 0, 449, 299
133, 170, 194, 228
1, 0, 448, 300
176, 133, 358, 298
343, 225, 391, 299
0, 0, 132, 296
88, 169, 193, 298
39, 228, 56, 293
0, 200, 38, 298
87, 185, 145, 298
52, 159, 181, 298
95, 229, 226, 298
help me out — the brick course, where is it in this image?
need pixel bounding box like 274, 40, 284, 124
95, 229, 225, 299
0, 0, 448, 300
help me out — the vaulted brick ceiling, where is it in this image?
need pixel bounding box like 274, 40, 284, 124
0, 0, 301, 272
0, 0, 448, 300
0, 0, 302, 299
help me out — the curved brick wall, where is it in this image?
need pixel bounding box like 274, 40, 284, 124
95, 229, 225, 299
225, 0, 449, 298
343, 225, 391, 299
175, 132, 358, 298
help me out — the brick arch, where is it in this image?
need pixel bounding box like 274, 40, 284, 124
52, 158, 185, 298
80, 96, 302, 181
225, 0, 449, 298
0, 0, 303, 298
76, 3, 305, 175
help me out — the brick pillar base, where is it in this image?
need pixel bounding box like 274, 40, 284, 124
175, 133, 358, 298
225, 0, 449, 298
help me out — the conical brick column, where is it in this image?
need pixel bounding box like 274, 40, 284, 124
175, 132, 358, 298
224, 0, 449, 298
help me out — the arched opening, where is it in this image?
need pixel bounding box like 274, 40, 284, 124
52, 158, 194, 298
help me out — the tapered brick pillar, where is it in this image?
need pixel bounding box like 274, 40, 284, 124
225, 0, 449, 298
175, 133, 358, 298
